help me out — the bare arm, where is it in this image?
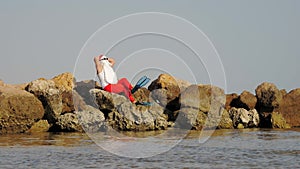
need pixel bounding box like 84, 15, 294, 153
94, 55, 103, 74
108, 58, 115, 67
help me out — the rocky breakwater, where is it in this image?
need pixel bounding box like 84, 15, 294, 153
226, 82, 300, 128
1, 72, 300, 134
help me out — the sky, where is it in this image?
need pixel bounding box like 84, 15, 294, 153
0, 0, 299, 94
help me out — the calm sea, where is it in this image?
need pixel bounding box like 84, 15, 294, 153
0, 128, 299, 169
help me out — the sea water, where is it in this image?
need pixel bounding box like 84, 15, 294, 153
0, 128, 299, 169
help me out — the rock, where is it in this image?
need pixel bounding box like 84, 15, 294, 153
175, 84, 226, 130
180, 84, 225, 113
28, 120, 50, 133
255, 82, 283, 112
148, 74, 181, 111
271, 112, 291, 128
175, 105, 232, 130
76, 105, 106, 132
230, 91, 257, 110
50, 105, 106, 132
72, 90, 88, 111
0, 80, 4, 86
278, 88, 300, 127
174, 78, 192, 91
51, 72, 75, 92
280, 89, 287, 96
74, 80, 100, 107
50, 113, 82, 132
90, 89, 168, 131
229, 108, 260, 128
0, 86, 44, 134
133, 87, 150, 103
225, 93, 238, 111
217, 109, 234, 129
26, 79, 62, 124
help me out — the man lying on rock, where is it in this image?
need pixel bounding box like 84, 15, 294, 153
94, 55, 151, 105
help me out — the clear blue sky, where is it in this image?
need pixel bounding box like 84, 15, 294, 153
0, 0, 299, 94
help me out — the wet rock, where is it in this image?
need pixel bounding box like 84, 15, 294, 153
229, 108, 260, 128
217, 109, 234, 129
28, 120, 50, 133
175, 108, 206, 130
278, 88, 300, 127
231, 91, 257, 110
0, 86, 44, 134
271, 112, 291, 128
90, 89, 168, 131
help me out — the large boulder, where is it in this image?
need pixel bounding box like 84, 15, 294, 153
255, 82, 283, 112
230, 91, 257, 110
175, 84, 229, 130
90, 89, 168, 131
26, 79, 62, 124
180, 84, 225, 113
77, 105, 106, 132
49, 105, 106, 132
0, 86, 44, 134
175, 107, 233, 130
278, 88, 300, 127
229, 108, 260, 129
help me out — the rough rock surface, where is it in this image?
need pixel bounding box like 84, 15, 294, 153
175, 107, 233, 130
50, 113, 82, 132
180, 84, 225, 113
132, 87, 150, 103
26, 79, 62, 124
175, 84, 229, 130
90, 89, 168, 131
231, 91, 257, 110
0, 86, 44, 134
255, 82, 283, 112
229, 108, 260, 129
51, 72, 75, 92
278, 88, 300, 127
76, 105, 106, 132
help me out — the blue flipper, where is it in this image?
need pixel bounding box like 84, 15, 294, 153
136, 101, 153, 106
131, 76, 151, 93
